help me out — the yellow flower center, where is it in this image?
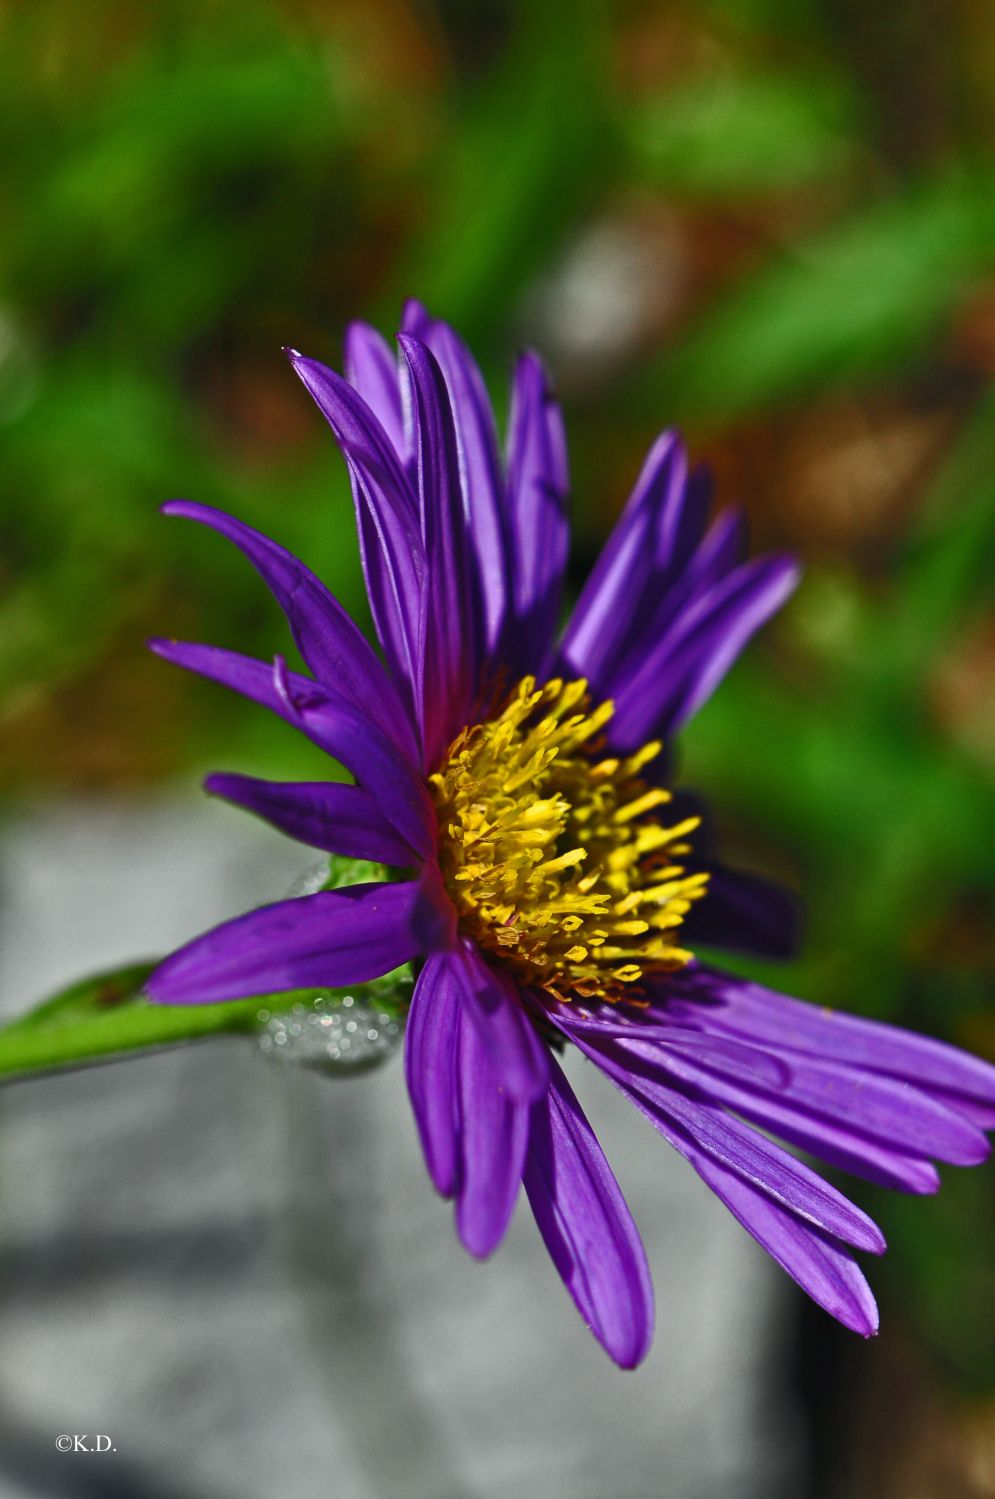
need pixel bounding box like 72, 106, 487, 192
428, 676, 708, 1002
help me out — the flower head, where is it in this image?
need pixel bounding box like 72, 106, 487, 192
147, 301, 995, 1367
428, 674, 706, 999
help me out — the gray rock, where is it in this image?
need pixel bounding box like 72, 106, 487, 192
0, 797, 804, 1498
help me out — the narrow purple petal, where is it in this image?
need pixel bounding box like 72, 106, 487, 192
559, 435, 769, 736
523, 1054, 654, 1368
160, 500, 416, 759
680, 860, 803, 959
692, 1150, 879, 1336
919, 1090, 995, 1130
565, 1027, 884, 1254
444, 942, 548, 1103
557, 1013, 880, 1334
599, 505, 751, 722
204, 773, 417, 866
405, 951, 461, 1196
454, 1003, 529, 1258
397, 333, 480, 766
672, 503, 750, 596
504, 351, 569, 673
610, 553, 800, 748
344, 321, 406, 455
636, 1082, 885, 1253
673, 1062, 942, 1195
406, 948, 532, 1249
552, 1007, 790, 1089
147, 880, 443, 1005
697, 1047, 986, 1166
680, 971, 995, 1111
288, 352, 427, 712
636, 503, 751, 656
561, 1017, 945, 1193
664, 553, 800, 731
401, 302, 509, 654
601, 1015, 989, 1168
560, 431, 687, 685
148, 639, 436, 860
656, 461, 716, 572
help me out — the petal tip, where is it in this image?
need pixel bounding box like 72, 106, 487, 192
599, 1321, 654, 1369
456, 1221, 503, 1262
141, 973, 167, 1006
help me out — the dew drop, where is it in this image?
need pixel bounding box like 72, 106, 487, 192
257, 996, 402, 1075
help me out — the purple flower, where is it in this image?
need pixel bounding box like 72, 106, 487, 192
147, 301, 995, 1367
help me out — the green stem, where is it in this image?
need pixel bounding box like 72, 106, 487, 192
0, 963, 409, 1083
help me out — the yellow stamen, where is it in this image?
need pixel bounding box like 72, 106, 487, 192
428, 676, 708, 1002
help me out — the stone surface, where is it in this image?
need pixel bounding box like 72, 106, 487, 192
0, 797, 804, 1498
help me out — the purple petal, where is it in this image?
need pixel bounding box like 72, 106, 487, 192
692, 1149, 879, 1336
633, 1083, 885, 1254
565, 1020, 945, 1193
671, 1060, 942, 1195
920, 1089, 995, 1131
603, 1009, 989, 1168
148, 639, 436, 860
556, 1010, 880, 1334
560, 431, 689, 686
656, 460, 716, 571
680, 860, 803, 959
344, 321, 406, 455
405, 951, 461, 1196
610, 552, 800, 748
523, 1054, 654, 1368
602, 505, 751, 718
559, 436, 764, 732
672, 503, 750, 597
454, 1001, 529, 1258
406, 948, 533, 1248
288, 352, 427, 713
160, 500, 416, 758
504, 351, 569, 674
204, 773, 417, 866
401, 301, 509, 655
446, 942, 548, 1103
689, 1046, 986, 1167
641, 502, 749, 646
683, 972, 995, 1113
664, 553, 800, 731
147, 880, 444, 1005
552, 1006, 790, 1089
566, 1028, 884, 1254
397, 333, 480, 766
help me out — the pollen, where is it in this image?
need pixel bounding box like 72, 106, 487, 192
428, 676, 708, 1002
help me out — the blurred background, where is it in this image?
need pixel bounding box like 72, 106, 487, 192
1, 0, 994, 1495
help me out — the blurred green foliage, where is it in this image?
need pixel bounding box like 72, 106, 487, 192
1, 0, 994, 1414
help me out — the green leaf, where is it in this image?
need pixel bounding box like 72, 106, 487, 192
627, 72, 857, 194
649, 168, 995, 423
383, 0, 608, 345
893, 386, 995, 658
